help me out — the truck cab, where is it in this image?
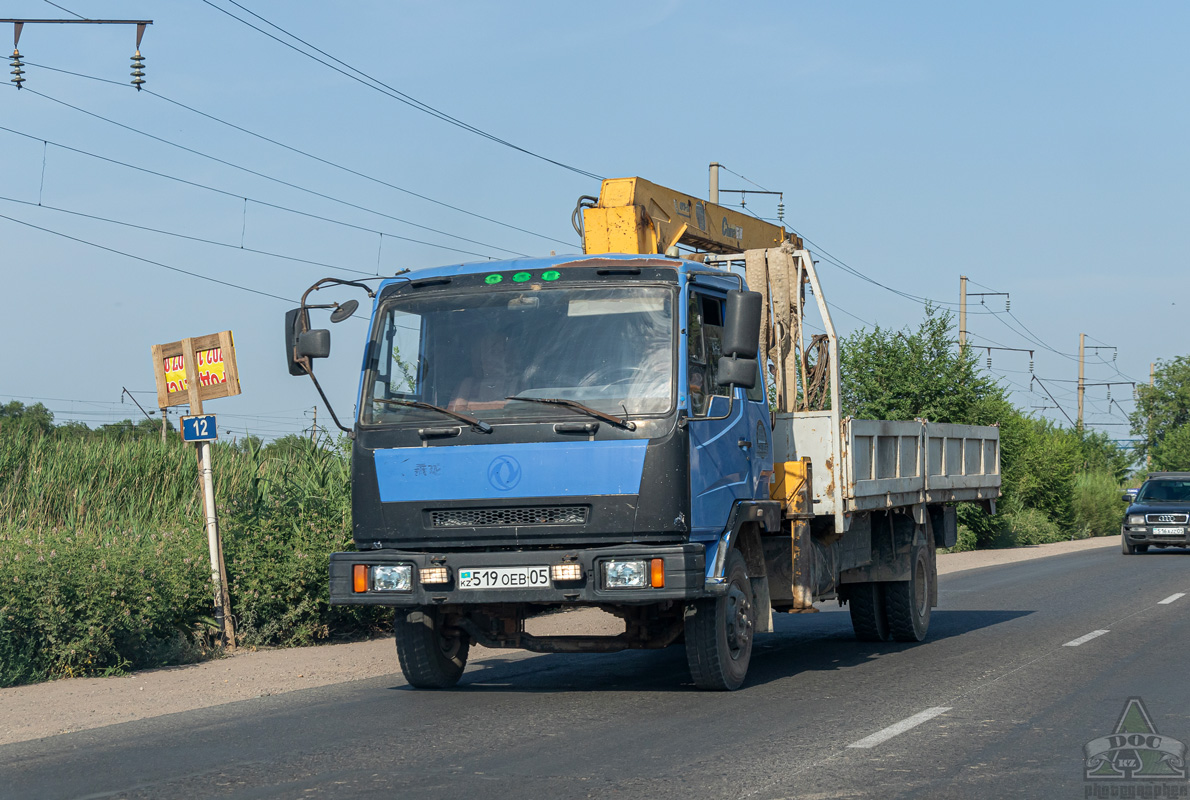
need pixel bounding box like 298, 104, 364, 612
296, 254, 779, 689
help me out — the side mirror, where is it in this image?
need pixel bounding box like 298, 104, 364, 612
1121, 492, 1134, 503
285, 308, 308, 376
297, 329, 331, 359
722, 290, 763, 359
717, 355, 757, 389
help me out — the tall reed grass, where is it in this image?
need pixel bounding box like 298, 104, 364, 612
0, 423, 384, 687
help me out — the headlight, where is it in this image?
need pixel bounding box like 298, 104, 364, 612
372, 564, 413, 592
1128, 515, 1145, 526
603, 559, 647, 589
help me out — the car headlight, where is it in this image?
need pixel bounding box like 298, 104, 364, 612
1127, 515, 1145, 526
372, 564, 413, 592
603, 559, 647, 589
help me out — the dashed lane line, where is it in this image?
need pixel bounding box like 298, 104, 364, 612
847, 707, 953, 749
1158, 593, 1186, 605
1063, 630, 1109, 647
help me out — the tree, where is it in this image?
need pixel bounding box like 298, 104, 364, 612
1130, 356, 1190, 469
0, 401, 54, 434
839, 306, 1006, 424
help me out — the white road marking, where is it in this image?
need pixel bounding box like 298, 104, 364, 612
1158, 593, 1186, 605
847, 707, 952, 749
1063, 630, 1109, 647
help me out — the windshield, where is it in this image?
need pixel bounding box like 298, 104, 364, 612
1136, 480, 1190, 503
361, 285, 675, 426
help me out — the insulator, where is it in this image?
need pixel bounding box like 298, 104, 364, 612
986, 355, 992, 369
10, 50, 24, 89
1113, 350, 1117, 361
131, 51, 146, 90
777, 201, 785, 222
1107, 386, 1112, 401
1029, 358, 1034, 373
1005, 298, 1011, 311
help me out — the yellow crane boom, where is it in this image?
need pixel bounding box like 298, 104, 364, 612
580, 176, 799, 256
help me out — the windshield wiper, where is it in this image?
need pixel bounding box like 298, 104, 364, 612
373, 398, 492, 433
505, 396, 636, 431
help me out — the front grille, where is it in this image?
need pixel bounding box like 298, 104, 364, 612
430, 506, 589, 528
1147, 513, 1189, 524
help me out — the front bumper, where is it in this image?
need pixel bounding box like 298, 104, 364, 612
329, 544, 707, 606
1122, 526, 1190, 546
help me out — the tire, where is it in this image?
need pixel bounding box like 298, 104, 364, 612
1122, 535, 1147, 555
394, 608, 470, 689
685, 549, 755, 691
884, 546, 932, 642
848, 582, 890, 642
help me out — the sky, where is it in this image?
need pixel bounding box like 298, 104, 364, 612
2, 1, 1187, 442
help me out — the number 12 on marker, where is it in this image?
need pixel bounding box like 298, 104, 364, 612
181, 414, 218, 442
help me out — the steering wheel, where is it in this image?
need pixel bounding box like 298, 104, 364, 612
578, 366, 644, 389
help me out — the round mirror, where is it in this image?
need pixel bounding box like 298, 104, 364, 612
329, 299, 359, 323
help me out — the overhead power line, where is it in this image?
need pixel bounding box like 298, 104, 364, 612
0, 210, 297, 304
0, 124, 503, 260
200, 0, 604, 181
19, 87, 531, 258
22, 60, 575, 248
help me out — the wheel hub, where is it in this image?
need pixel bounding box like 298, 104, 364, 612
726, 587, 752, 656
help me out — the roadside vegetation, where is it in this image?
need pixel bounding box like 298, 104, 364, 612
0, 409, 384, 688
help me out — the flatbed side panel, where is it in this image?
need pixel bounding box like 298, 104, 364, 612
922, 422, 1001, 495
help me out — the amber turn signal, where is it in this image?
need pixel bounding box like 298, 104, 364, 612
650, 558, 665, 588
353, 564, 368, 593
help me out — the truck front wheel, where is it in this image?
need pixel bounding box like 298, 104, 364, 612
395, 608, 470, 689
685, 549, 755, 691
884, 546, 931, 642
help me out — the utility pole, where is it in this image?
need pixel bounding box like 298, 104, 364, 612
310, 406, 318, 443
1077, 333, 1085, 430
1148, 362, 1155, 470
709, 162, 721, 205
959, 276, 967, 348
161, 407, 167, 443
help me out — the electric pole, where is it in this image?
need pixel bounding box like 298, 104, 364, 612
709, 162, 720, 205
1148, 362, 1155, 470
1077, 333, 1085, 430
310, 406, 318, 443
959, 276, 967, 348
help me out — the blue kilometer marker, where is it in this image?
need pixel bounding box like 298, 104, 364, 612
181, 414, 218, 442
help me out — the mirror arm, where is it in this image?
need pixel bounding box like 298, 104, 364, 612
700, 391, 737, 423
302, 363, 354, 437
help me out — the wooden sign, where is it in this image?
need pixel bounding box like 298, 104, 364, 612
151, 331, 241, 410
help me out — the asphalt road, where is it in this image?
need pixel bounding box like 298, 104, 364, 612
4, 545, 1189, 800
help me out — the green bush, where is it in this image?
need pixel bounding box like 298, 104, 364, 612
0, 424, 387, 687
1072, 470, 1127, 538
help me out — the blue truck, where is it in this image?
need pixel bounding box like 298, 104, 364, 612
285, 184, 1000, 690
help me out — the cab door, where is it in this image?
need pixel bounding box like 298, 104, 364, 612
686, 289, 769, 539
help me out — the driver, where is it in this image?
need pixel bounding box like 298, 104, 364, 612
449, 335, 513, 411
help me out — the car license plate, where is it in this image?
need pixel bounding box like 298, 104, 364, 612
458, 566, 550, 590
1152, 527, 1185, 536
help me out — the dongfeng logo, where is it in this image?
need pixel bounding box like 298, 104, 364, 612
487, 455, 522, 491
1084, 697, 1186, 786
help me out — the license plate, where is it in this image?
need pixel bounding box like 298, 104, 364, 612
458, 566, 550, 590
1153, 527, 1185, 536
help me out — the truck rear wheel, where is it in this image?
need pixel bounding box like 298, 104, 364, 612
884, 546, 931, 642
395, 608, 470, 689
848, 583, 890, 642
685, 549, 754, 691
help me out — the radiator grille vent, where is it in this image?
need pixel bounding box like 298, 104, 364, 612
429, 506, 588, 528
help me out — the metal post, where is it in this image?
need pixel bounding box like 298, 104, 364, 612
160, 408, 167, 443
709, 162, 720, 205
1148, 363, 1154, 470
1077, 333, 1085, 430
959, 275, 967, 348
182, 335, 236, 650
